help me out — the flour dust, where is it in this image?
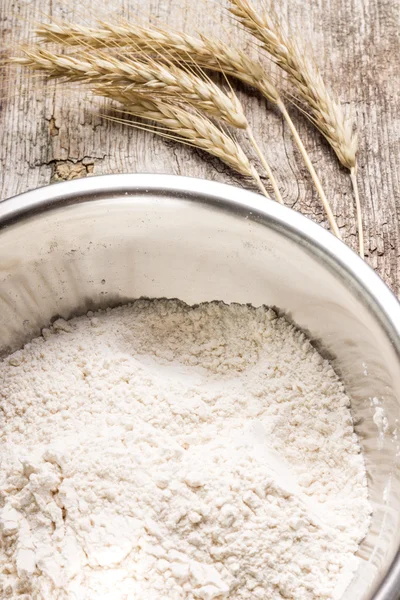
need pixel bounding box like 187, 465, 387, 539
0, 300, 371, 599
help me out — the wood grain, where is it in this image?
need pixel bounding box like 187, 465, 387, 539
0, 0, 399, 294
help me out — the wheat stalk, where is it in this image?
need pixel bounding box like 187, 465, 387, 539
35, 20, 342, 234
229, 0, 363, 255
12, 45, 284, 203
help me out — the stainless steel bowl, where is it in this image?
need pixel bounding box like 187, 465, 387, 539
1, 173, 399, 599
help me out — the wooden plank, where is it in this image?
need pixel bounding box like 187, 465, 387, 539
1, 0, 399, 293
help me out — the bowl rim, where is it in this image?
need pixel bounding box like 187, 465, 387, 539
1, 172, 400, 600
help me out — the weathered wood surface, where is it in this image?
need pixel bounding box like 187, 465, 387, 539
0, 0, 399, 294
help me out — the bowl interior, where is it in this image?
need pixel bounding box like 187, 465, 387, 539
1, 175, 399, 599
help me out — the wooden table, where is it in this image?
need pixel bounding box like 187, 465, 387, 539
1, 0, 399, 294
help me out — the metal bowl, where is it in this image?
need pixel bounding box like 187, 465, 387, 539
1, 173, 399, 599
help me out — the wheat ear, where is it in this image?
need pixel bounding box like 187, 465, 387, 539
94, 85, 268, 191
36, 21, 280, 104
12, 45, 283, 202
36, 20, 340, 230
13, 46, 246, 129
229, 0, 363, 254
9, 48, 270, 196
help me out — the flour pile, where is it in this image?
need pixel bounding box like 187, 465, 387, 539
0, 300, 371, 599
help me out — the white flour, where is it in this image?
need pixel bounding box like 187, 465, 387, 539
0, 300, 371, 599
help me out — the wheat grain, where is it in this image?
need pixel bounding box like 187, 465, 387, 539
10, 47, 270, 194
12, 44, 283, 203
95, 21, 340, 234
36, 21, 343, 226
229, 0, 363, 253
37, 21, 344, 235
